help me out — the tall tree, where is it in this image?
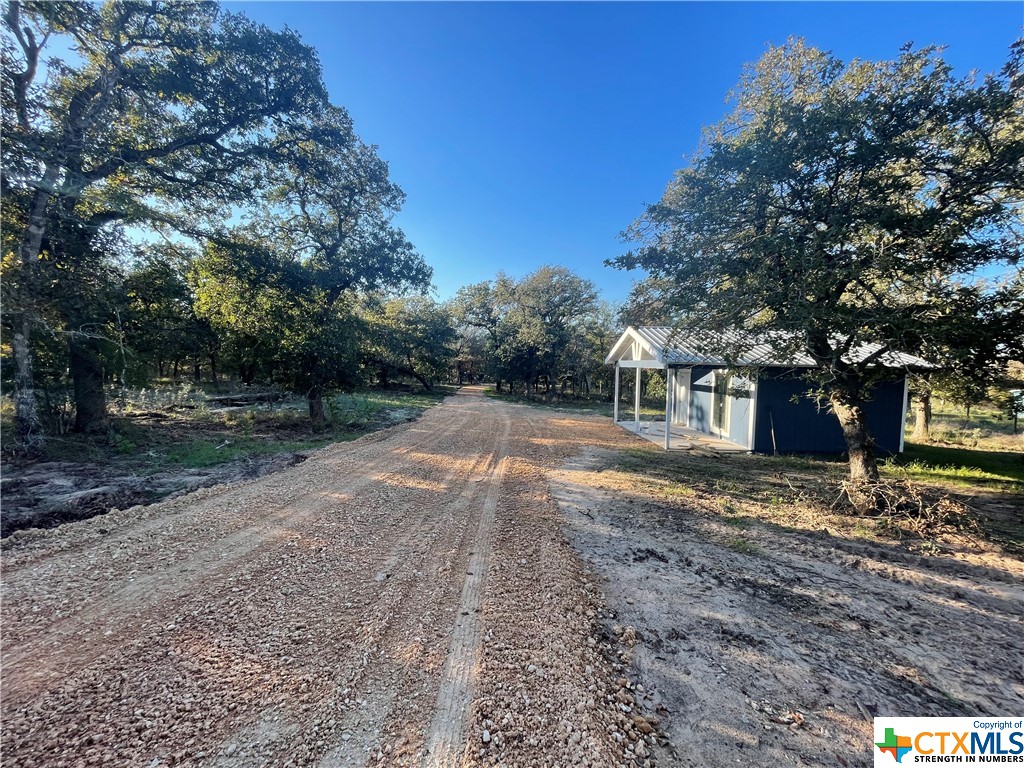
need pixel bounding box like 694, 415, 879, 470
617, 277, 675, 328
612, 39, 1024, 498
514, 266, 599, 398
451, 279, 508, 389
452, 267, 599, 397
258, 109, 431, 419
911, 275, 1024, 439
192, 109, 430, 423
2, 1, 332, 442
361, 296, 456, 390
192, 236, 362, 423
122, 247, 218, 386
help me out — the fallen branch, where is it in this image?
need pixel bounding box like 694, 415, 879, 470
836, 478, 982, 541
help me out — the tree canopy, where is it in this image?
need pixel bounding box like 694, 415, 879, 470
612, 39, 1024, 489
2, 0, 429, 436
451, 266, 608, 398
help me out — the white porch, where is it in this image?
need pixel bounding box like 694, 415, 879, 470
617, 420, 747, 454
605, 326, 749, 452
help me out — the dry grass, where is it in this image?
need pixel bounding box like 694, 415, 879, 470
608, 444, 1021, 557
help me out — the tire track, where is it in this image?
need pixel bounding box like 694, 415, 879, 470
1, 399, 475, 706
0, 389, 636, 768
421, 403, 511, 768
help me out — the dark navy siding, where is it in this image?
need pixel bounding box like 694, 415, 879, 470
752, 372, 905, 455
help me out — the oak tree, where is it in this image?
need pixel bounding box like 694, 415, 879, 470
2, 1, 331, 441
613, 39, 1024, 493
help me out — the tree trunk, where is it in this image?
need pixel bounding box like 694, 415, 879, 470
378, 365, 389, 388
307, 387, 326, 426
69, 335, 109, 434
11, 316, 43, 447
12, 167, 61, 439
912, 392, 931, 441
209, 353, 220, 392
10, 56, 126, 446
829, 389, 880, 509
414, 373, 433, 391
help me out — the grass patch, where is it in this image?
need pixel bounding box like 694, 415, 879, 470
726, 536, 762, 555
887, 443, 1024, 490
906, 401, 1023, 453
606, 441, 1023, 555
3, 386, 446, 473
663, 483, 697, 498
160, 436, 337, 469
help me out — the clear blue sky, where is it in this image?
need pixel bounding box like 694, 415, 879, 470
234, 2, 1021, 305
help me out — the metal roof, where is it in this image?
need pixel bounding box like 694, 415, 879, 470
606, 326, 932, 369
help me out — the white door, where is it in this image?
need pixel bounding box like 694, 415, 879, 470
671, 368, 690, 425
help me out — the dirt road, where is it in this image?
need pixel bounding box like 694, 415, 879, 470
7, 388, 1022, 768
1, 388, 648, 768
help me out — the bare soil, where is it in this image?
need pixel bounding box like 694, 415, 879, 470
552, 447, 1024, 768
0, 452, 309, 538
0, 399, 423, 538
3, 387, 1021, 768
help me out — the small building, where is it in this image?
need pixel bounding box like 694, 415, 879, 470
604, 326, 927, 455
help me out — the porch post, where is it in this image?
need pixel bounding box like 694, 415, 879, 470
613, 362, 620, 423
664, 366, 672, 450
634, 367, 641, 431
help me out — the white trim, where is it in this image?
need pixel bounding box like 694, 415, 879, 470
615, 359, 665, 369
899, 374, 909, 453
613, 362, 620, 423
604, 326, 663, 366
664, 365, 672, 450
634, 367, 641, 430
673, 367, 691, 426
747, 379, 758, 450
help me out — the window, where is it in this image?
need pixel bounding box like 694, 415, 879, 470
712, 371, 730, 434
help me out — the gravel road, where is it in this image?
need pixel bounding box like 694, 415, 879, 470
2, 387, 651, 768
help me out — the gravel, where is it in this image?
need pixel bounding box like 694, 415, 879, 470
1, 387, 646, 767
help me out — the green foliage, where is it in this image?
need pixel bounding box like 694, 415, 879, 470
121, 247, 217, 386
618, 277, 676, 328
109, 432, 136, 455
889, 444, 1024, 489
617, 39, 1023, 371
645, 371, 667, 400
452, 266, 609, 397
361, 295, 457, 389
192, 236, 366, 403
612, 38, 1024, 485
726, 537, 762, 556
3, 0, 430, 435
325, 393, 379, 427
